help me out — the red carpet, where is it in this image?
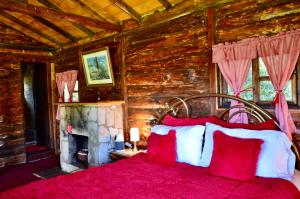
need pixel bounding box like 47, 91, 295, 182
25, 145, 48, 153
0, 146, 59, 192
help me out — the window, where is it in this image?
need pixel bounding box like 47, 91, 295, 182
63, 81, 79, 102
219, 58, 298, 107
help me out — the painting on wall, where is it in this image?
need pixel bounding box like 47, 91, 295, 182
81, 47, 114, 86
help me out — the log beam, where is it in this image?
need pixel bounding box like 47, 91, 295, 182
33, 16, 78, 42
37, 0, 94, 36
142, 0, 241, 26
0, 0, 122, 31
207, 7, 216, 115
0, 11, 63, 46
0, 42, 55, 51
158, 0, 172, 9
110, 0, 141, 21
62, 31, 117, 49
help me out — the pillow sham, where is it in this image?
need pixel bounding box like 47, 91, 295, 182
151, 124, 205, 166
200, 122, 295, 180
209, 130, 263, 181
211, 117, 278, 130
147, 130, 176, 166
162, 114, 216, 126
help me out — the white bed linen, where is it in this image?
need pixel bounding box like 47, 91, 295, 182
151, 125, 205, 166
201, 123, 295, 180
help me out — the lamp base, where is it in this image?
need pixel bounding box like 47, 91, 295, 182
133, 141, 138, 152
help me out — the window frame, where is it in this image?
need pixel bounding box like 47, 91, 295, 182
218, 57, 299, 109
63, 80, 79, 102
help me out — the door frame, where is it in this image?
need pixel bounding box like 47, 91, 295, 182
45, 62, 56, 150
21, 62, 55, 149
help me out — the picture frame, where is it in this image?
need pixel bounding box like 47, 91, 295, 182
81, 47, 115, 86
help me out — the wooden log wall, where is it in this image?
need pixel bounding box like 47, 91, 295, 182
0, 22, 47, 48
124, 11, 210, 144
0, 51, 53, 166
214, 0, 300, 124
0, 63, 23, 125
55, 42, 122, 102
0, 63, 25, 167
215, 0, 300, 43
54, 11, 211, 146
0, 23, 53, 165
53, 0, 300, 146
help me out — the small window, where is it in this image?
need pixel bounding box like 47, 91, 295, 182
63, 81, 79, 102
219, 57, 298, 107
257, 58, 295, 103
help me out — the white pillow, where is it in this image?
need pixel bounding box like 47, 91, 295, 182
151, 125, 205, 166
200, 122, 295, 180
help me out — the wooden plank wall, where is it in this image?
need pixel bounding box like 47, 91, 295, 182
54, 0, 300, 146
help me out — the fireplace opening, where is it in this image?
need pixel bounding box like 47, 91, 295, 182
68, 134, 88, 169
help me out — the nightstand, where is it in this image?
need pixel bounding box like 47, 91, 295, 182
109, 149, 145, 162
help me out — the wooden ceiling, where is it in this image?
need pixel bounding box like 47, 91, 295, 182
0, 0, 237, 51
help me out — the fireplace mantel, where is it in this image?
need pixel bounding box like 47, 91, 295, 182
59, 101, 124, 172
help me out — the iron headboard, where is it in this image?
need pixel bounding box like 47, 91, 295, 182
152, 93, 300, 164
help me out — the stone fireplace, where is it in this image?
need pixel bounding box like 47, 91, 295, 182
59, 101, 124, 172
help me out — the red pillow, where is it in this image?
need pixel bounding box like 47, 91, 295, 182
162, 114, 216, 126
147, 130, 176, 166
210, 116, 278, 130
208, 130, 263, 181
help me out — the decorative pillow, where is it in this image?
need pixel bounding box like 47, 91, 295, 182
209, 130, 263, 181
151, 125, 205, 166
147, 130, 176, 166
200, 122, 295, 180
162, 114, 216, 126
211, 116, 278, 130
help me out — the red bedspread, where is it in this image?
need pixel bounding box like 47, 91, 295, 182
1, 153, 299, 199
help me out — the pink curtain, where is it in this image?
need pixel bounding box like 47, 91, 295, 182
55, 73, 65, 102
213, 39, 257, 123
55, 70, 78, 120
55, 72, 65, 120
257, 30, 300, 139
65, 70, 78, 102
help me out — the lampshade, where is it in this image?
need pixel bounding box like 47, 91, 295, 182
130, 128, 140, 142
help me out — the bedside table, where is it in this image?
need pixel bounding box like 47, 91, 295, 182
110, 149, 145, 162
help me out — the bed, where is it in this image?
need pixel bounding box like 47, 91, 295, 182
1, 94, 300, 199
0, 153, 299, 199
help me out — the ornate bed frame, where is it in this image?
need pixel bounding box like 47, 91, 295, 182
152, 93, 300, 166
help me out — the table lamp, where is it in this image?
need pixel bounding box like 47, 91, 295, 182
130, 128, 140, 152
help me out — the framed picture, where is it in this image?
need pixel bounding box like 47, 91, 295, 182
81, 47, 114, 86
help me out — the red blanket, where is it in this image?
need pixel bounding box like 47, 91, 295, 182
1, 153, 299, 199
